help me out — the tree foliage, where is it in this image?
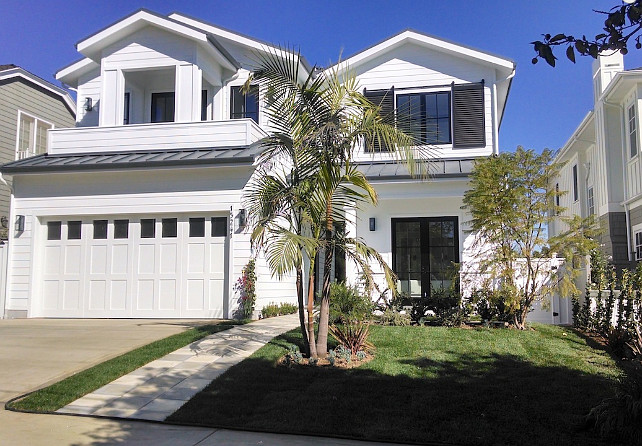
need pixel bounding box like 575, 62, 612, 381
462, 147, 599, 329
533, 1, 642, 66
244, 47, 426, 357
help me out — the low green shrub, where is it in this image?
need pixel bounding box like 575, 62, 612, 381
329, 321, 373, 355
261, 303, 280, 319
261, 302, 299, 319
329, 282, 373, 324
472, 288, 514, 323
377, 308, 411, 326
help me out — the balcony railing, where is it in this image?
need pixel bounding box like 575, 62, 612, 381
48, 119, 267, 156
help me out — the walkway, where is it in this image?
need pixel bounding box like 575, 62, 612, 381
58, 314, 300, 421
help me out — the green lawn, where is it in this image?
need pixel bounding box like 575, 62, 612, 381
8, 321, 243, 413
169, 324, 622, 446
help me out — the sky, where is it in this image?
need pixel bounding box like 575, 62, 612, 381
2, 0, 641, 153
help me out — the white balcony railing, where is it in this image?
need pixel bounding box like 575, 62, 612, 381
48, 119, 267, 156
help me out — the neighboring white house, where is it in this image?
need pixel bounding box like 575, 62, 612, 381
0, 9, 518, 319
551, 52, 642, 271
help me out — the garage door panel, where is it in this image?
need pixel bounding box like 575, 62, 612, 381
90, 245, 108, 275
160, 244, 177, 274
186, 279, 204, 310
42, 281, 60, 310
209, 243, 225, 274
64, 246, 82, 275
110, 281, 128, 310
111, 245, 129, 275
138, 244, 156, 275
89, 280, 107, 310
44, 246, 62, 275
159, 279, 177, 310
62, 281, 81, 310
209, 279, 224, 311
136, 280, 155, 310
187, 244, 205, 274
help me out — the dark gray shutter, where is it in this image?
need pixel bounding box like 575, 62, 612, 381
452, 82, 485, 148
364, 87, 394, 152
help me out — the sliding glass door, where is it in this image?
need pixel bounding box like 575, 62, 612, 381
392, 217, 459, 301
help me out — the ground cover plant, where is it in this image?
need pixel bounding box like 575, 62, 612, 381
169, 324, 621, 446
8, 321, 242, 413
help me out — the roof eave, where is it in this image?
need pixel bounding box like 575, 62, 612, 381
0, 68, 76, 114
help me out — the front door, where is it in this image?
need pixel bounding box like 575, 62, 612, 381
392, 217, 459, 300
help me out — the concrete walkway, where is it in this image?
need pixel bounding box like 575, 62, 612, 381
58, 314, 300, 421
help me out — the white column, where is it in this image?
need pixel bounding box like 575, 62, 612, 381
100, 69, 124, 126
175, 64, 202, 122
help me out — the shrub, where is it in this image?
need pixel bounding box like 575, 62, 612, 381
329, 320, 373, 355
472, 288, 513, 322
586, 367, 642, 445
236, 259, 257, 319
261, 303, 280, 319
377, 308, 411, 326
278, 302, 298, 315
329, 282, 373, 324
284, 344, 303, 366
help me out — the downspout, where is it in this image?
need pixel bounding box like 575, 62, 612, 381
491, 68, 515, 155
604, 100, 633, 262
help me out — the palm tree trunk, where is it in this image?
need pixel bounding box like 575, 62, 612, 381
307, 265, 318, 359
316, 227, 334, 358
296, 267, 309, 355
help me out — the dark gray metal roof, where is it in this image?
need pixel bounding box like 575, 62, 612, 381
1, 146, 260, 174
358, 158, 475, 180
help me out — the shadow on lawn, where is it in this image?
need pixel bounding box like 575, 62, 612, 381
165, 336, 619, 446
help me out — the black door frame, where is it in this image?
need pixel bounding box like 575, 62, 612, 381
391, 216, 460, 299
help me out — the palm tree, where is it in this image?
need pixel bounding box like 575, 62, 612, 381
244, 47, 435, 357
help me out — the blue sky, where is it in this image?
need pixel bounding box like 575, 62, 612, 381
2, 0, 641, 152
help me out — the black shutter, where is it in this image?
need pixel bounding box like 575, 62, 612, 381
364, 87, 394, 152
452, 82, 485, 148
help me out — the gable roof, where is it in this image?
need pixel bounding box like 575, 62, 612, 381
76, 8, 239, 71
168, 11, 313, 75
328, 29, 515, 75
0, 66, 76, 114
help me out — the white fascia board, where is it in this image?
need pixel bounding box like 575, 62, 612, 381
77, 10, 212, 61
601, 70, 642, 103
0, 68, 76, 114
555, 110, 595, 163
168, 12, 312, 75
328, 30, 515, 76
55, 58, 99, 87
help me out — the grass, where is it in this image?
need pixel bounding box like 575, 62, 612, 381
8, 321, 243, 413
169, 324, 623, 446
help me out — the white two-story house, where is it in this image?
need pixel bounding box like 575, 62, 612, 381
551, 52, 642, 271
0, 9, 515, 319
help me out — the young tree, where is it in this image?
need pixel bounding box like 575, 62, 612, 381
533, 1, 642, 66
462, 147, 599, 329
244, 48, 428, 357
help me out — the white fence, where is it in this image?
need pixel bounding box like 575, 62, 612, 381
0, 242, 7, 318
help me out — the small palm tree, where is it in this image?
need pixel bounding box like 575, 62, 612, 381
244, 47, 435, 357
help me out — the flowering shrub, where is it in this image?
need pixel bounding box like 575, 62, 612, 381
236, 259, 256, 319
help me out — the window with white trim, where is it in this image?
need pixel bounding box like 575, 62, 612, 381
629, 104, 638, 158
635, 230, 642, 261
587, 186, 595, 216
17, 112, 53, 160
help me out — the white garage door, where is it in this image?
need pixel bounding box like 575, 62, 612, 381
39, 216, 229, 318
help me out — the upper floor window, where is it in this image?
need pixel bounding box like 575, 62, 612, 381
397, 92, 451, 145
151, 92, 175, 123
628, 104, 638, 158
364, 82, 485, 152
17, 112, 52, 160
123, 92, 130, 125
230, 86, 259, 124
635, 230, 642, 261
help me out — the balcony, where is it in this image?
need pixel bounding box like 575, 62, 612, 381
48, 119, 266, 156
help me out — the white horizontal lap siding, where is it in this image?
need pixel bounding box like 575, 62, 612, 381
354, 43, 496, 159
76, 69, 101, 127
49, 120, 258, 154
6, 167, 254, 317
